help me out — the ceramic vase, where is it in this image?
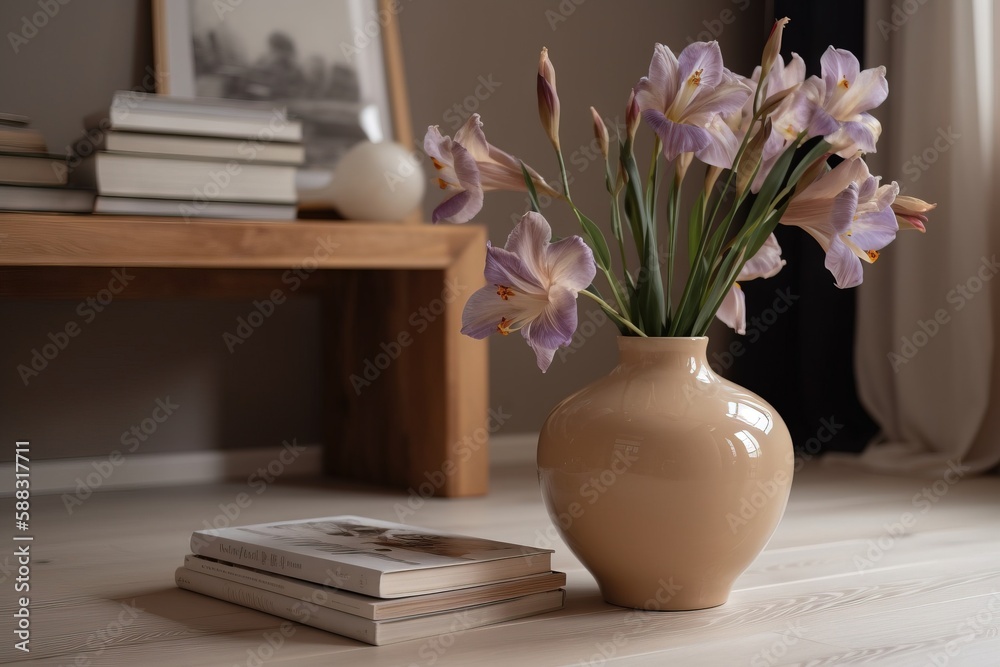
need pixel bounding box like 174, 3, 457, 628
537, 336, 793, 610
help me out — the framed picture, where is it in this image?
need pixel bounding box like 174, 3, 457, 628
152, 0, 413, 171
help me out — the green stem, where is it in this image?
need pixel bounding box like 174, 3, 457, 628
665, 166, 685, 324
670, 114, 770, 335
555, 149, 630, 319
646, 137, 662, 222
580, 289, 647, 337
606, 165, 629, 279
556, 151, 572, 207
599, 266, 630, 319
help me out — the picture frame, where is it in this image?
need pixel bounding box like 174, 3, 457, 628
151, 0, 414, 171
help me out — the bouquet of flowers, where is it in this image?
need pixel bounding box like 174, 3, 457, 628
424, 18, 933, 371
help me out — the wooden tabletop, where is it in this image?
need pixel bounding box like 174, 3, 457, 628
0, 213, 482, 269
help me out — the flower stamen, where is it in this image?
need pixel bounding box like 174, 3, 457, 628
431, 157, 444, 170
839, 77, 850, 89
496, 285, 515, 300
497, 317, 513, 336
867, 249, 880, 262
689, 68, 703, 86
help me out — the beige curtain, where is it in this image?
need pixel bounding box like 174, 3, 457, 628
841, 0, 1000, 475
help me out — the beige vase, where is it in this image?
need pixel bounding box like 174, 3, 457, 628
537, 336, 793, 610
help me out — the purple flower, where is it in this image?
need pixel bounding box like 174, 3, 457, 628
781, 157, 898, 288
635, 41, 752, 167
746, 47, 885, 174
424, 115, 557, 223
742, 54, 839, 192
813, 47, 889, 158
461, 212, 596, 372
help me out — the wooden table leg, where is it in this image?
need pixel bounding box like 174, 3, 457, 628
321, 234, 489, 497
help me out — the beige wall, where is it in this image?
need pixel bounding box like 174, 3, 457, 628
0, 0, 763, 460
0, 0, 324, 461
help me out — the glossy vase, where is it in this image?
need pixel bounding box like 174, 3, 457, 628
537, 336, 793, 610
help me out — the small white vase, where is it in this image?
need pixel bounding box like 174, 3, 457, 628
297, 141, 425, 220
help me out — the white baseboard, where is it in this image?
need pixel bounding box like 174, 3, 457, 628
0, 433, 539, 496
489, 433, 537, 464
0, 442, 323, 495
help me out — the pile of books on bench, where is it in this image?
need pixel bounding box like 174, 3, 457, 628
73, 91, 305, 221
176, 516, 565, 645
0, 112, 94, 213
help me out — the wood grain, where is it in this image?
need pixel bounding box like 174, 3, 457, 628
0, 214, 480, 269
0, 214, 490, 497
2, 446, 998, 665
0, 266, 335, 299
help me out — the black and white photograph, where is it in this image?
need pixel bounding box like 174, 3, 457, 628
159, 0, 392, 168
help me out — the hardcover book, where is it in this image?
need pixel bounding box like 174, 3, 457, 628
0, 125, 47, 154
88, 90, 303, 142
0, 152, 67, 186
72, 153, 296, 204
190, 516, 553, 597
183, 554, 566, 620
0, 112, 30, 126
94, 196, 295, 221
0, 184, 94, 213
96, 131, 305, 165
175, 567, 565, 646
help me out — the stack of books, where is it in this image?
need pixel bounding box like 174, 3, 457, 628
176, 516, 565, 646
0, 112, 95, 213
74, 91, 305, 221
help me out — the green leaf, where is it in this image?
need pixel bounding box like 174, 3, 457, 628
520, 162, 541, 213
687, 190, 705, 266
645, 138, 661, 223
747, 199, 790, 259
576, 209, 613, 272
786, 139, 832, 190
585, 282, 628, 335
618, 140, 645, 253
641, 224, 665, 335
621, 145, 664, 334
735, 118, 771, 197
606, 171, 624, 254
622, 185, 643, 255
746, 137, 799, 225
624, 274, 644, 330
691, 249, 744, 334
690, 197, 791, 337
704, 195, 750, 271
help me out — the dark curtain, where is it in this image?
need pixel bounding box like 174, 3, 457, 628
728, 0, 878, 454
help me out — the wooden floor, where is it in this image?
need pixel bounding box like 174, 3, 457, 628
3, 439, 1000, 666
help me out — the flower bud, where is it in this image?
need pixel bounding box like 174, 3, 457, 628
625, 88, 640, 142
760, 17, 790, 87
891, 195, 935, 233
590, 107, 609, 160
537, 47, 561, 151
676, 151, 694, 183
736, 117, 771, 196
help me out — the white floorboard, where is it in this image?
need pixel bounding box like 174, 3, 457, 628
1, 436, 998, 666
